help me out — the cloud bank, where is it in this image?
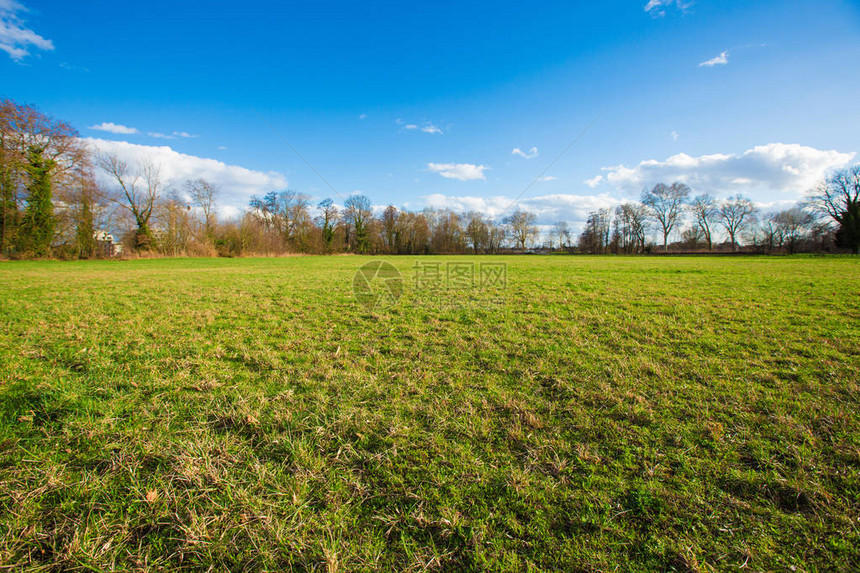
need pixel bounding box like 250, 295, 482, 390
595, 143, 855, 197
423, 192, 621, 227
85, 138, 288, 218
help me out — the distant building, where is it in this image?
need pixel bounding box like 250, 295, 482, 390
94, 230, 122, 257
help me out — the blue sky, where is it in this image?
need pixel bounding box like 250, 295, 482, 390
3, 0, 859, 230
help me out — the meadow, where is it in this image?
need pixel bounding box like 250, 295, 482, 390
0, 255, 858, 571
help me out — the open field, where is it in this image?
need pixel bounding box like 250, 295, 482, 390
1, 255, 859, 571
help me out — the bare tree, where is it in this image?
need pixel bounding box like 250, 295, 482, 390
159, 190, 193, 255
61, 150, 110, 258
487, 219, 506, 253
551, 220, 572, 250
763, 214, 782, 252
641, 182, 690, 250
690, 194, 717, 250
249, 189, 312, 251
808, 165, 860, 253
98, 152, 161, 250
681, 225, 706, 250
504, 209, 538, 251
771, 207, 815, 254
578, 208, 613, 254
185, 178, 218, 238
398, 211, 430, 254
381, 205, 399, 252
344, 194, 373, 253
717, 195, 757, 251
316, 198, 339, 252
614, 203, 648, 253
429, 209, 464, 253
465, 211, 490, 253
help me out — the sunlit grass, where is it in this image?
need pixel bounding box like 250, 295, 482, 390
0, 255, 858, 570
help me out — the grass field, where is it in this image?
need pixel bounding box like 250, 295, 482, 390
1, 255, 858, 571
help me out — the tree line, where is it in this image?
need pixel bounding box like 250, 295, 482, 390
2, 97, 858, 258
0, 98, 541, 258
575, 177, 859, 254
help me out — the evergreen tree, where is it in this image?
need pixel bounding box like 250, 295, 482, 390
835, 201, 860, 254
17, 146, 55, 256
0, 157, 18, 255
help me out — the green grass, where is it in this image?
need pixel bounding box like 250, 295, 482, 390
0, 255, 858, 571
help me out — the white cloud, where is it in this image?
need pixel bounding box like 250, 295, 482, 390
147, 130, 197, 139
521, 193, 622, 224
699, 51, 729, 67
59, 61, 88, 72
584, 175, 604, 188
90, 122, 139, 135
0, 0, 53, 61
512, 147, 539, 159
402, 121, 443, 134
671, 131, 680, 141
85, 138, 287, 217
427, 163, 488, 181
752, 198, 805, 213
537, 175, 557, 182
421, 123, 443, 134
423, 194, 509, 217
644, 0, 691, 17
219, 205, 242, 220
359, 114, 367, 120
133, 130, 197, 139
422, 192, 621, 229
597, 143, 855, 197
